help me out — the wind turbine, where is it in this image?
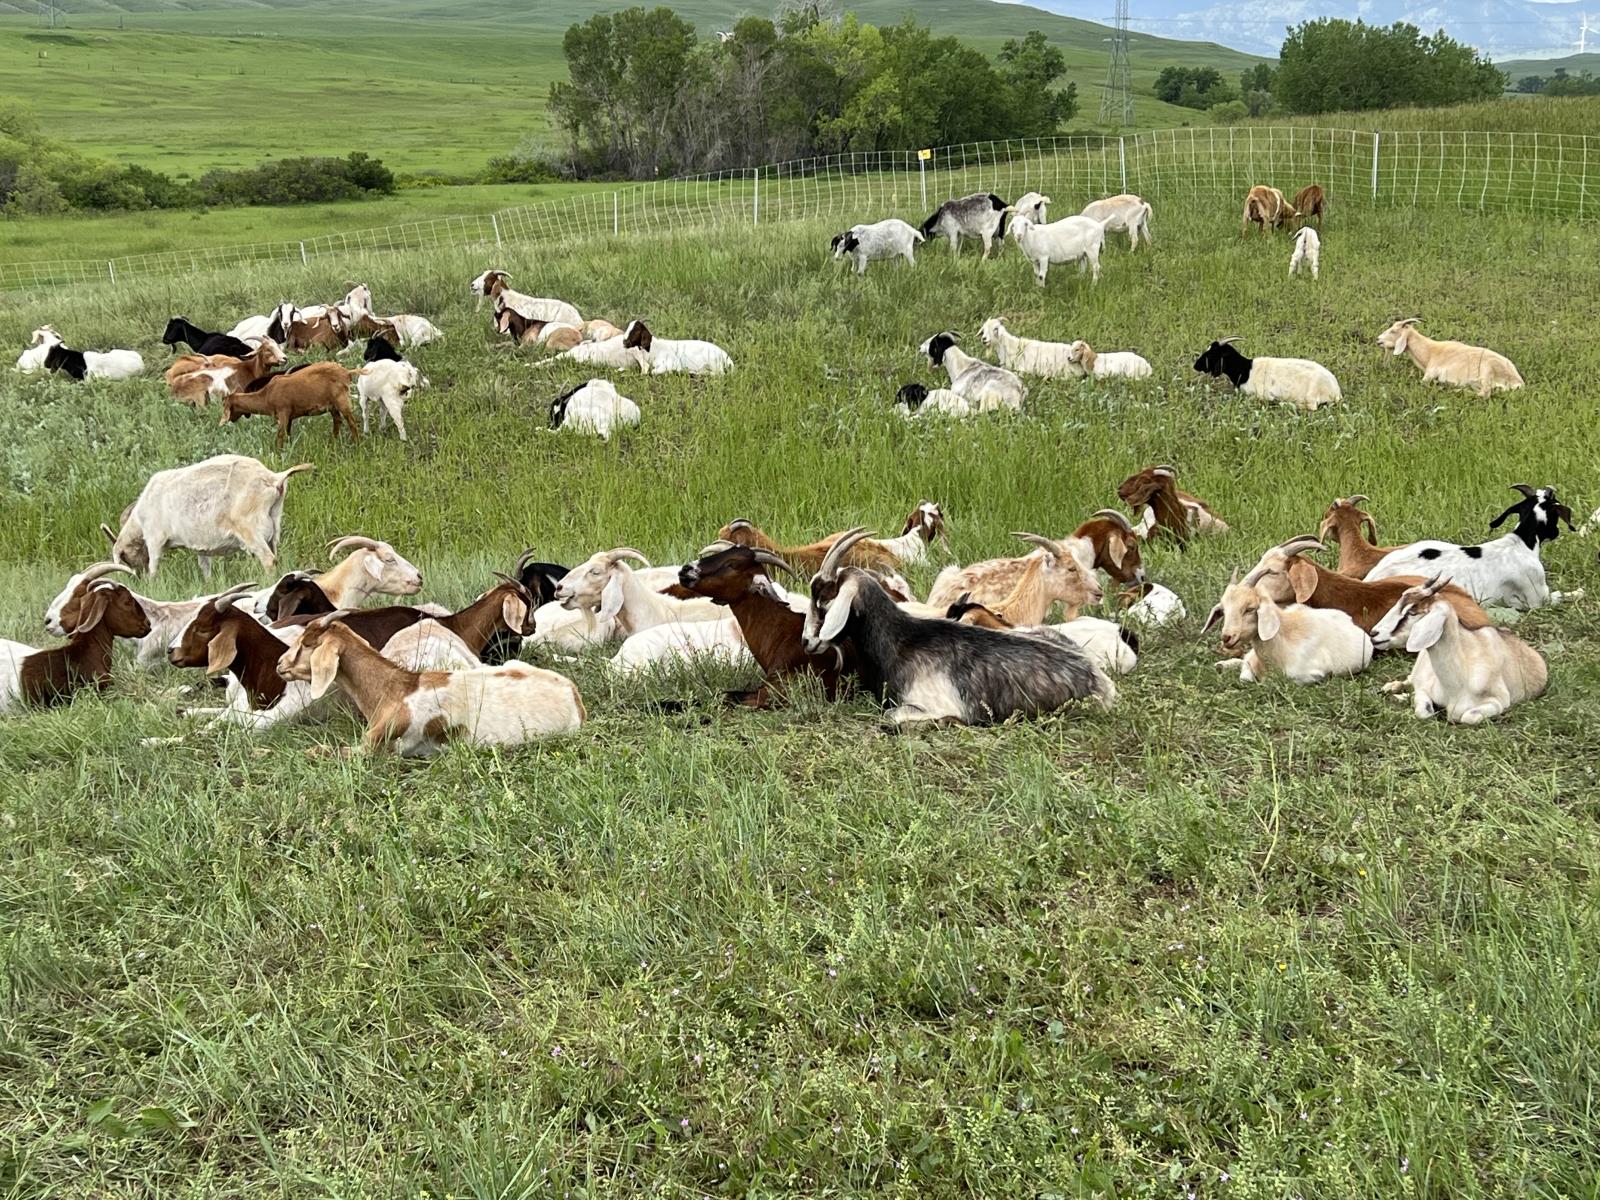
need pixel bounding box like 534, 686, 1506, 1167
1577, 13, 1595, 54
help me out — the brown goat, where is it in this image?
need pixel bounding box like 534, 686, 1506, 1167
1242, 185, 1297, 235
285, 309, 351, 353
1293, 184, 1326, 226
165, 339, 286, 407
1246, 536, 1489, 635
1118, 465, 1228, 546
719, 518, 901, 574
7, 582, 151, 710
1318, 495, 1413, 578
220, 361, 364, 448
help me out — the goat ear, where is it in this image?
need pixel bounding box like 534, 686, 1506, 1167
817, 576, 858, 643
1287, 559, 1318, 603
1361, 515, 1380, 544
1488, 502, 1524, 529
205, 624, 239, 676
1256, 600, 1282, 641
306, 640, 341, 700
598, 572, 626, 622
502, 594, 530, 634
1406, 606, 1447, 653
75, 588, 111, 634
1391, 328, 1409, 356
1105, 532, 1126, 569
1202, 603, 1223, 633
363, 553, 385, 582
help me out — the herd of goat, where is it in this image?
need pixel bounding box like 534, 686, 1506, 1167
1, 182, 1581, 752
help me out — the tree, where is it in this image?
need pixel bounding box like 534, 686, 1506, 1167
998, 30, 1077, 133
1275, 19, 1505, 114
1208, 99, 1249, 124
1153, 65, 1234, 110
1515, 75, 1545, 93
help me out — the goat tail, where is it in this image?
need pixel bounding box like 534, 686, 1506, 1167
280, 463, 316, 480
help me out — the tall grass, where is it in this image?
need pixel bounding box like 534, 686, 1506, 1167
0, 205, 1597, 1196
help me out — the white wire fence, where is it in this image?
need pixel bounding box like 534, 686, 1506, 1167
2, 126, 1595, 293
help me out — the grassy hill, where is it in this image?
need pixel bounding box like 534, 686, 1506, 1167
0, 0, 1263, 175
1499, 51, 1600, 78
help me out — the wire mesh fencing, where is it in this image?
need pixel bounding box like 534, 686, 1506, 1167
2, 126, 1594, 294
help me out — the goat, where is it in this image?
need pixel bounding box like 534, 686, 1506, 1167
478, 549, 569, 665
104, 455, 313, 577
621, 320, 732, 376
978, 317, 1076, 379
470, 270, 582, 327
1204, 571, 1373, 683
1080, 193, 1153, 250
919, 332, 1026, 412
1364, 484, 1580, 609
1118, 465, 1229, 545
16, 326, 60, 373
1318, 495, 1411, 578
44, 561, 207, 668
1068, 509, 1146, 587
718, 511, 935, 575
608, 615, 752, 677
380, 620, 484, 672
928, 533, 1103, 622
1, 581, 150, 714
1243, 535, 1489, 635
1289, 227, 1320, 280
1066, 340, 1152, 381
549, 379, 641, 440
219, 361, 364, 448
165, 338, 285, 407
948, 599, 1138, 676
374, 314, 442, 348
1292, 184, 1326, 227
894, 382, 972, 418
228, 303, 296, 345
273, 577, 537, 664
830, 219, 924, 274
1370, 575, 1548, 724
1375, 318, 1524, 397
1010, 192, 1050, 223
357, 359, 426, 441
1119, 581, 1187, 628
553, 548, 723, 638
244, 534, 424, 623
1242, 185, 1297, 234
276, 613, 585, 757
1006, 212, 1107, 286
363, 335, 403, 363
1193, 337, 1341, 411
167, 585, 319, 729
920, 192, 1009, 259
494, 306, 570, 348
533, 332, 648, 372
161, 317, 255, 359
43, 342, 144, 382
803, 529, 1114, 727
285, 309, 351, 353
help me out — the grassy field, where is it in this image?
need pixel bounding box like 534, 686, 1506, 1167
1, 201, 1599, 1196
0, 0, 1261, 177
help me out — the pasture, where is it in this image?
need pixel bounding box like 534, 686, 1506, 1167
1, 201, 1598, 1196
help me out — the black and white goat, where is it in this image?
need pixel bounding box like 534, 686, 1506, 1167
1363, 484, 1581, 609
919, 331, 1026, 412
919, 193, 1009, 259
830, 219, 924, 273
801, 528, 1114, 728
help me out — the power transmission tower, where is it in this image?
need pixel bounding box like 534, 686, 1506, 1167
1099, 0, 1134, 128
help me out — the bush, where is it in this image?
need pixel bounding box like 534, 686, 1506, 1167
1208, 99, 1249, 124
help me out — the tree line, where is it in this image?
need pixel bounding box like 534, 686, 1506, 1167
1514, 69, 1600, 97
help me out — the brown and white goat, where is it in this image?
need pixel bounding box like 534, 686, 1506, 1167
1242, 185, 1297, 235
219, 361, 364, 448
495, 306, 581, 350
720, 519, 903, 574
927, 533, 1103, 620
1318, 495, 1413, 578
1293, 184, 1326, 227
285, 308, 351, 353
1, 581, 150, 713
165, 338, 286, 407
1118, 465, 1228, 545
276, 613, 585, 757
273, 576, 537, 660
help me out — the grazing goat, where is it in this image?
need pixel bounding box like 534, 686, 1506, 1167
1118, 465, 1229, 545
621, 320, 733, 375
1292, 184, 1326, 226
44, 342, 144, 382
920, 192, 1009, 259
104, 455, 313, 577
1243, 535, 1489, 634
550, 378, 640, 439
1242, 185, 1297, 234
919, 332, 1026, 412
470, 270, 582, 327
1080, 193, 1153, 250
1204, 571, 1373, 683
220, 361, 364, 448
2, 582, 150, 714
1289, 227, 1320, 279
161, 317, 255, 359
165, 338, 285, 406
1193, 337, 1341, 411
979, 317, 1076, 379
803, 529, 1114, 727
357, 359, 426, 441
830, 219, 924, 273
895, 382, 971, 418
1364, 484, 1580, 609
16, 326, 60, 373
1318, 495, 1410, 577
1006, 212, 1107, 286
1375, 318, 1524, 397
1370, 575, 1547, 724
1067, 340, 1152, 380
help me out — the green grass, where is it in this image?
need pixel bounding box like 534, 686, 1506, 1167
2, 203, 1599, 1196
1252, 94, 1600, 135
1498, 52, 1600, 79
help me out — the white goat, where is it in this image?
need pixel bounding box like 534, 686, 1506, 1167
1376, 318, 1523, 396
978, 317, 1076, 378
607, 616, 752, 677
549, 378, 641, 440
1193, 338, 1342, 411
1289, 227, 1320, 279
621, 320, 732, 376
1066, 340, 1152, 381
918, 332, 1026, 412
1006, 212, 1108, 286
533, 334, 648, 373
357, 359, 426, 441
471, 270, 582, 327
830, 219, 924, 273
228, 303, 297, 344
1371, 575, 1547, 724
381, 620, 482, 671
1122, 582, 1187, 628
895, 383, 972, 419
1204, 574, 1373, 683
380, 315, 443, 347
553, 548, 723, 637
15, 326, 60, 372
1051, 616, 1139, 675
1010, 192, 1050, 223
1080, 194, 1153, 250
1363, 485, 1580, 609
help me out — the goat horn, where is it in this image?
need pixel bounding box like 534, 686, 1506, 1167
1013, 531, 1062, 556
1090, 508, 1135, 531
515, 546, 539, 571
752, 549, 803, 579
327, 535, 381, 557
1347, 494, 1370, 505
1509, 483, 1538, 499
1396, 316, 1421, 326
80, 561, 136, 583
1216, 336, 1243, 346
725, 518, 753, 531
818, 527, 871, 580
101, 523, 118, 542
608, 547, 651, 567
1276, 535, 1326, 557
698, 540, 737, 557
310, 608, 356, 630
212, 582, 259, 612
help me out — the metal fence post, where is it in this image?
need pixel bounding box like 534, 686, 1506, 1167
491, 214, 502, 248
919, 152, 927, 210
613, 192, 620, 235
1371, 133, 1380, 200
753, 167, 760, 225
1118, 136, 1127, 193
300, 241, 308, 265
106, 261, 114, 283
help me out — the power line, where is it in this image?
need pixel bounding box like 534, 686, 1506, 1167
1099, 0, 1134, 127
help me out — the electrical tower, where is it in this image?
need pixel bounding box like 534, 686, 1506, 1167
1099, 0, 1134, 128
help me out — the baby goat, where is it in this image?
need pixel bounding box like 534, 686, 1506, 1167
1204, 571, 1373, 683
